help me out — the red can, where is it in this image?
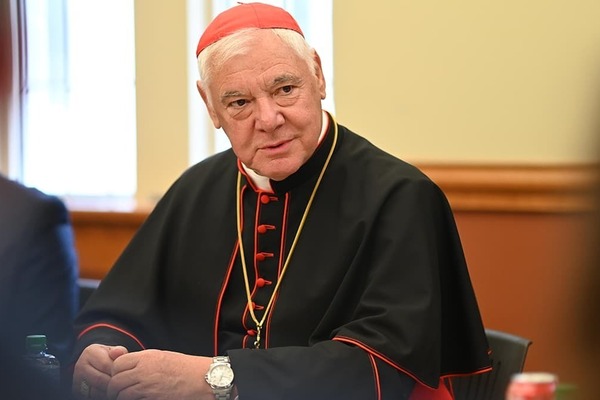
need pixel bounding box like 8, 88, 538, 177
506, 372, 558, 400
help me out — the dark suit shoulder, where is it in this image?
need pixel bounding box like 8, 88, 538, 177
0, 176, 69, 241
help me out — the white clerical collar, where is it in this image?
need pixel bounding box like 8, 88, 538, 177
242, 110, 330, 192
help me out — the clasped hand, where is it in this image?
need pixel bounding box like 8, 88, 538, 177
72, 344, 214, 400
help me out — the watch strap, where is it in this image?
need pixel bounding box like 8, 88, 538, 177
213, 355, 230, 364
213, 392, 231, 400
207, 356, 233, 400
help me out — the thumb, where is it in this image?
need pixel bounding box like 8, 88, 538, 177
107, 345, 129, 360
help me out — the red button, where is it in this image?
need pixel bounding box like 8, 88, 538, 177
257, 225, 267, 234
247, 329, 256, 336
260, 194, 270, 204
256, 278, 272, 287
256, 253, 266, 262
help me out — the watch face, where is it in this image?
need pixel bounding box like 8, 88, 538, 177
208, 364, 234, 387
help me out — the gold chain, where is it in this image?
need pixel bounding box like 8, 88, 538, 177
236, 119, 338, 349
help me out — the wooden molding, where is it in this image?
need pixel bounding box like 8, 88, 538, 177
66, 163, 599, 279
66, 198, 154, 279
418, 164, 599, 213
65, 164, 600, 219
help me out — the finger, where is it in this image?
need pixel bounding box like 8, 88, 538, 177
87, 347, 119, 376
107, 371, 142, 400
108, 345, 129, 361
72, 345, 114, 398
111, 352, 141, 375
76, 344, 115, 376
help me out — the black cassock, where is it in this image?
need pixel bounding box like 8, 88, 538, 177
75, 113, 491, 399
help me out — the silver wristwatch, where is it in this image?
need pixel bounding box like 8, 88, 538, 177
205, 356, 235, 400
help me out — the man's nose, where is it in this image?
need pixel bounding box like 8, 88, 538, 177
255, 97, 284, 132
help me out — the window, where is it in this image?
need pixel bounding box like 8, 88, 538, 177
20, 0, 136, 197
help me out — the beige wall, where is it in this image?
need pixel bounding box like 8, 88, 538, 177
134, 0, 215, 202
135, 1, 195, 202
333, 0, 600, 164
133, 1, 600, 201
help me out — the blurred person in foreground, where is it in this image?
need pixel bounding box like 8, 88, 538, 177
0, 174, 78, 397
71, 3, 491, 400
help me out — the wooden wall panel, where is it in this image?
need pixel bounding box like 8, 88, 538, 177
70, 208, 150, 280
455, 212, 591, 386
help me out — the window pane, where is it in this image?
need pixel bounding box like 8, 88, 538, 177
22, 0, 136, 197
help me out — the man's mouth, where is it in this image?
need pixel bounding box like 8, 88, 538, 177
261, 139, 292, 151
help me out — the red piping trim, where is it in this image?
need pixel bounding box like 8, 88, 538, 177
241, 303, 251, 337
444, 365, 494, 379
213, 183, 247, 355
77, 323, 146, 350
367, 353, 382, 400
239, 183, 253, 343
333, 336, 492, 389
213, 241, 238, 355
237, 160, 257, 192
446, 377, 455, 397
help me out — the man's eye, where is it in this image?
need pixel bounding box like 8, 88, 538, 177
230, 99, 247, 107
280, 85, 293, 94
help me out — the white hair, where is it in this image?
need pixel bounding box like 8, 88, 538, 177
197, 28, 318, 90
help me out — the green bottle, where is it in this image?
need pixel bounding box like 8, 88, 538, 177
24, 335, 61, 388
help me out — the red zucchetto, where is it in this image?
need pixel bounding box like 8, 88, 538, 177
196, 2, 304, 56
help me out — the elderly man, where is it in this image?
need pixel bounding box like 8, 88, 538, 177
71, 3, 491, 400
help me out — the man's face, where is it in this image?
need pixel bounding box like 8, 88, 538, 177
198, 30, 326, 181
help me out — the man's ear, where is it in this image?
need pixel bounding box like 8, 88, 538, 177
311, 50, 326, 100
197, 80, 221, 129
